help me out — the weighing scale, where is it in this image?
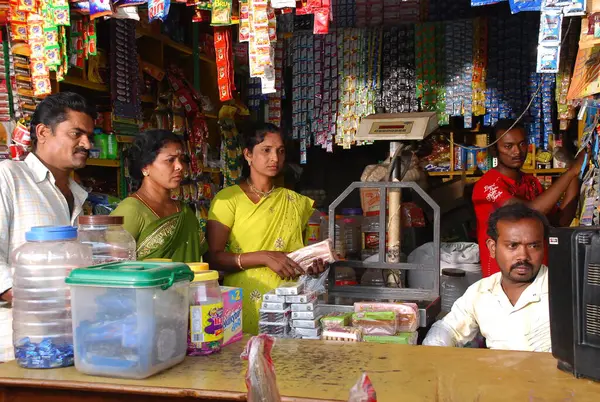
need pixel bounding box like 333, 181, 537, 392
328, 112, 442, 328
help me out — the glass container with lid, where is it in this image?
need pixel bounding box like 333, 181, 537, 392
78, 215, 136, 265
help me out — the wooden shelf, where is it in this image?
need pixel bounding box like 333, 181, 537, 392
136, 28, 216, 64
426, 168, 568, 177
116, 135, 135, 144
59, 76, 109, 92
87, 159, 120, 167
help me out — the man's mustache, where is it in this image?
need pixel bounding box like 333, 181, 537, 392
74, 147, 89, 156
511, 261, 533, 270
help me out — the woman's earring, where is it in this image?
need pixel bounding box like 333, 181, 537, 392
248, 160, 252, 166
143, 171, 149, 177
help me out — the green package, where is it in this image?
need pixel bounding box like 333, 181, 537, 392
363, 333, 417, 345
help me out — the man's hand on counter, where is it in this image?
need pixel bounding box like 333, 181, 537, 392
0, 288, 12, 303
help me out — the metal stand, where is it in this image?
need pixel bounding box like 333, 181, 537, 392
327, 181, 441, 326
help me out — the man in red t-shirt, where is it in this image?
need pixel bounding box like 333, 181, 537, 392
472, 119, 584, 277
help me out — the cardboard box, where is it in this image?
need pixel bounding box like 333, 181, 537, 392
221, 286, 243, 347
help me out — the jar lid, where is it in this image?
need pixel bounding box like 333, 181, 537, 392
66, 261, 194, 289
341, 208, 363, 215
365, 211, 381, 217
442, 268, 466, 277
79, 215, 124, 225
144, 258, 172, 262
193, 270, 219, 282
188, 262, 209, 273
26, 226, 77, 242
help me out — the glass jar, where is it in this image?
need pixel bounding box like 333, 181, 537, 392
78, 216, 136, 265
12, 226, 92, 368
188, 269, 224, 356
361, 211, 381, 261
441, 268, 468, 313
341, 208, 362, 259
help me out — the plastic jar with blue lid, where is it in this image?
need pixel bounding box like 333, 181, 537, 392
11, 225, 92, 369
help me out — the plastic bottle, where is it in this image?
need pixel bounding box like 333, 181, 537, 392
305, 210, 322, 245
361, 211, 381, 260
187, 267, 224, 356
78, 215, 136, 264
107, 132, 118, 160
320, 215, 346, 259
94, 129, 108, 159
341, 208, 362, 259
11, 226, 92, 368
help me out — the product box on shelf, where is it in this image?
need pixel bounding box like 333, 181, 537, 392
221, 286, 243, 347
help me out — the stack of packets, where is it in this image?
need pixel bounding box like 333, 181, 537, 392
259, 282, 320, 338
321, 302, 419, 344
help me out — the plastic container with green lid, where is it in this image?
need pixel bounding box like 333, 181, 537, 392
66, 261, 194, 379
188, 269, 223, 356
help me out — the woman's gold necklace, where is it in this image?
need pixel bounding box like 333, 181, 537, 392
247, 178, 275, 199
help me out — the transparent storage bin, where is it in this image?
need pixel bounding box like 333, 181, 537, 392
66, 262, 193, 379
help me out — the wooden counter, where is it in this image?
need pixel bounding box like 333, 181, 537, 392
0, 339, 598, 402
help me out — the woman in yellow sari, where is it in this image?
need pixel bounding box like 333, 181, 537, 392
207, 124, 326, 334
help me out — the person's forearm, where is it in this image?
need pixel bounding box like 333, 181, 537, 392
527, 168, 578, 214
207, 250, 267, 273
422, 320, 458, 347
556, 175, 581, 226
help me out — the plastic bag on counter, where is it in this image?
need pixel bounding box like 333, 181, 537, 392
297, 268, 329, 296
241, 335, 282, 402
287, 239, 337, 272
348, 372, 377, 402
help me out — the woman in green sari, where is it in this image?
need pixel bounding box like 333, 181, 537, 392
111, 130, 203, 262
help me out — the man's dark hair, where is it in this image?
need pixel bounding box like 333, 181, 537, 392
30, 92, 97, 151
487, 203, 550, 241
128, 130, 184, 188
493, 119, 526, 140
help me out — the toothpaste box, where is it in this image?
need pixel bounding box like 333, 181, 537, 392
221, 286, 243, 347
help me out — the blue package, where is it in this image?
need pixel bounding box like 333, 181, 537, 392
509, 0, 542, 13
564, 0, 586, 16
471, 0, 506, 5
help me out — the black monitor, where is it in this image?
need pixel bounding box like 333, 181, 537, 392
548, 227, 600, 381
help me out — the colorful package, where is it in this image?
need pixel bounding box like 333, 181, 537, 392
536, 44, 560, 73
509, 0, 542, 12
351, 312, 397, 336
471, 0, 506, 5
539, 10, 562, 44
563, 0, 586, 16
148, 0, 170, 22
90, 0, 112, 19
364, 333, 418, 345
354, 301, 420, 332
221, 286, 243, 347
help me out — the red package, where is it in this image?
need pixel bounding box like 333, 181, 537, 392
240, 335, 282, 402
348, 373, 377, 402
313, 7, 329, 34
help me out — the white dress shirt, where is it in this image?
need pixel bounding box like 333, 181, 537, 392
424, 265, 551, 352
0, 153, 88, 361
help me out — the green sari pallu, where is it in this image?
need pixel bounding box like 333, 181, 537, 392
136, 205, 204, 262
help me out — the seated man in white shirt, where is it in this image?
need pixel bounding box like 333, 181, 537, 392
423, 203, 551, 352
0, 92, 95, 361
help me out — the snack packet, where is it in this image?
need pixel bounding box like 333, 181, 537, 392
240, 335, 282, 402
348, 373, 377, 402
148, 0, 170, 22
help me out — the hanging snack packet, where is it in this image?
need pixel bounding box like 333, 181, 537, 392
10, 22, 28, 41
538, 10, 562, 44
17, 0, 37, 13
54, 5, 71, 25
112, 5, 140, 19
536, 44, 560, 73
313, 7, 330, 35
148, 0, 170, 22
541, 0, 570, 10
90, 0, 112, 20
211, 0, 232, 25
471, 0, 505, 5
563, 0, 586, 16
509, 0, 542, 13
27, 14, 44, 40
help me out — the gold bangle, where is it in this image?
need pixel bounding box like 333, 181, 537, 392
237, 254, 244, 271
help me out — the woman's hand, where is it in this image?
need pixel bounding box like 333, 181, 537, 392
306, 259, 327, 276
261, 251, 304, 280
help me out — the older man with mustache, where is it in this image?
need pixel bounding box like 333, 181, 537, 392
0, 92, 96, 361
424, 203, 552, 352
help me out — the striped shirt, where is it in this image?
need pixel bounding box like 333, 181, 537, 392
424, 265, 550, 352
0, 153, 88, 361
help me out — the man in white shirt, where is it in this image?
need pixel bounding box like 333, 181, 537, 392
0, 92, 96, 360
423, 203, 551, 352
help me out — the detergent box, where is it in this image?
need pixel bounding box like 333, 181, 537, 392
220, 286, 243, 346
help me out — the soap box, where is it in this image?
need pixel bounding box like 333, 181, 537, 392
221, 286, 243, 347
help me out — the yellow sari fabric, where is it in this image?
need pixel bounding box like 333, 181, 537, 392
208, 185, 314, 334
